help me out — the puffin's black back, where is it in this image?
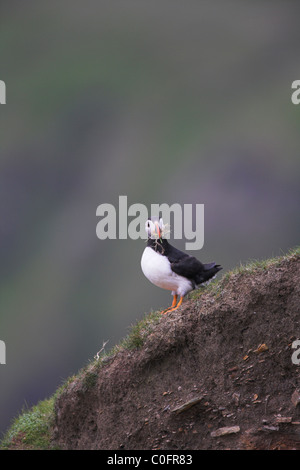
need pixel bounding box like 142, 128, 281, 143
147, 238, 222, 286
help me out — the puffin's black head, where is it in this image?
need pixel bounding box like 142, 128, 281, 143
145, 217, 165, 239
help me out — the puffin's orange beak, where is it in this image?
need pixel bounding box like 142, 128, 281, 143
155, 221, 161, 239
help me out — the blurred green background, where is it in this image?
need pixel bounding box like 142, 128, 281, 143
1, 1, 299, 435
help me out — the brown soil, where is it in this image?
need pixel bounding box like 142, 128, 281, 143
53, 254, 300, 450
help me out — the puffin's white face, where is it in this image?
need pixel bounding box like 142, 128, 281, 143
145, 218, 165, 239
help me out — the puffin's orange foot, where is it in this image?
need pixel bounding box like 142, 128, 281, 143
161, 294, 177, 314
162, 296, 183, 314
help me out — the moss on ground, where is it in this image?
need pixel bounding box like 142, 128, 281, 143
0, 397, 56, 450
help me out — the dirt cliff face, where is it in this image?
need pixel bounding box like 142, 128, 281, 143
54, 253, 300, 450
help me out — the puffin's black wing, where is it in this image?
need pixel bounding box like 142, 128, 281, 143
171, 256, 222, 284
170, 255, 205, 279
164, 243, 205, 278
166, 243, 222, 284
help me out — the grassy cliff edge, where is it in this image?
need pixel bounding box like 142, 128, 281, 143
1, 246, 300, 450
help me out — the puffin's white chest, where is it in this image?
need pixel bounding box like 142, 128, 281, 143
141, 246, 193, 296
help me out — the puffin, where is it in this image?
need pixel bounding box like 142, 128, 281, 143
141, 217, 222, 314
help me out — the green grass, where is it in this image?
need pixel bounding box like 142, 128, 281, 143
190, 245, 300, 301
53, 310, 163, 398
224, 245, 300, 278
73, 309, 163, 387
1, 397, 56, 450
118, 310, 162, 350
87, 309, 163, 367
1, 246, 299, 449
